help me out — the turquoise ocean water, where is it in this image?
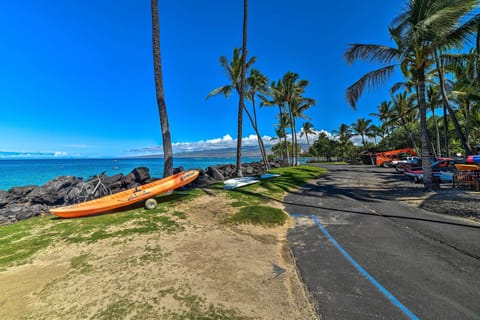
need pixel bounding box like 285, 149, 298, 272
0, 157, 263, 191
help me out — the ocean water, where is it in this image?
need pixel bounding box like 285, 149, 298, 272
0, 157, 262, 191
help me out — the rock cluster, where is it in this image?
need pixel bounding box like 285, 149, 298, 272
0, 167, 152, 225
0, 160, 286, 225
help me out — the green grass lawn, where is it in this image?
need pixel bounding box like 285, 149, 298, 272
212, 165, 326, 225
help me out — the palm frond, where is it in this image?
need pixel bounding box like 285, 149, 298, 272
345, 44, 400, 65
345, 65, 396, 109
442, 13, 480, 48
441, 52, 472, 70
206, 85, 233, 99
390, 81, 410, 95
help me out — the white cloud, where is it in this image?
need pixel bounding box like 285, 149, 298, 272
54, 151, 68, 157
350, 135, 363, 146
295, 129, 333, 144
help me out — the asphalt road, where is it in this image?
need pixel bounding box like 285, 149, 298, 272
285, 165, 480, 320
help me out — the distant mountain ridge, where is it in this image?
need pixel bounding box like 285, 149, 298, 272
0, 151, 55, 158
136, 143, 310, 158
137, 146, 265, 159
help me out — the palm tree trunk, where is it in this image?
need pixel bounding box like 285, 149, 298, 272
236, 0, 248, 177
464, 99, 471, 149
477, 24, 480, 83
151, 0, 173, 177
292, 121, 298, 165
252, 99, 270, 169
431, 107, 441, 159
279, 106, 290, 165
287, 104, 296, 165
443, 104, 449, 157
243, 104, 269, 170
417, 70, 433, 191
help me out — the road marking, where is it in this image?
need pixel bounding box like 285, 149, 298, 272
291, 213, 420, 320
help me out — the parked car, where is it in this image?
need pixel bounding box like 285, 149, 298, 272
395, 157, 421, 173
404, 159, 457, 183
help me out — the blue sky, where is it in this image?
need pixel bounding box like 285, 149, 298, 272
0, 0, 405, 158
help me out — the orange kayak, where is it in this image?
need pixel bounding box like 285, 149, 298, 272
50, 170, 199, 218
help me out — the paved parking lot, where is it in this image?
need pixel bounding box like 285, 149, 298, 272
286, 165, 480, 320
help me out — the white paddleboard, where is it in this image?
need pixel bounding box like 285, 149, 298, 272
224, 177, 260, 190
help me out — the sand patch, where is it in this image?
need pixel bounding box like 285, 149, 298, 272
0, 193, 317, 319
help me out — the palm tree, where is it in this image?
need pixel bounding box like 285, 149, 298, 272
207, 48, 255, 174
272, 126, 287, 162
332, 123, 353, 161
350, 118, 373, 147
260, 79, 290, 164
300, 122, 316, 150
345, 0, 478, 190
443, 49, 480, 154
276, 110, 291, 164
151, 0, 173, 177
434, 49, 472, 156
279, 72, 316, 165
369, 100, 395, 136
432, 3, 480, 157
390, 91, 418, 151
367, 124, 384, 147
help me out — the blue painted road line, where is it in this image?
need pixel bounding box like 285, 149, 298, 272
291, 213, 420, 320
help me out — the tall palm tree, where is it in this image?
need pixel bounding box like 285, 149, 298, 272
260, 80, 290, 164
279, 72, 316, 165
207, 48, 255, 173
300, 122, 316, 150
151, 0, 173, 177
236, 0, 249, 177
345, 0, 478, 190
